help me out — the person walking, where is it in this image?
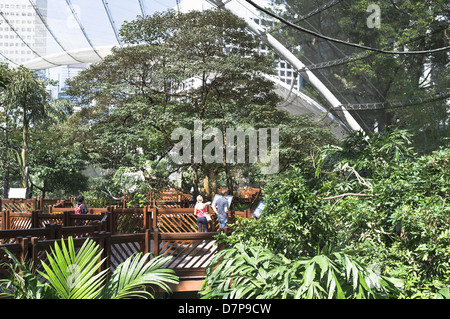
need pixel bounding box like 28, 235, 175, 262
75, 196, 88, 214
75, 195, 88, 226
213, 190, 229, 231
194, 195, 211, 232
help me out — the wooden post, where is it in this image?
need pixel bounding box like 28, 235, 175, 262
63, 211, 70, 227
143, 206, 148, 230
109, 206, 116, 235
38, 197, 44, 211
17, 236, 29, 264
1, 210, 5, 230
46, 223, 56, 239
5, 211, 10, 230
153, 228, 159, 257
103, 211, 111, 233
30, 237, 39, 272
93, 231, 103, 274
55, 224, 62, 239
103, 232, 111, 279
144, 229, 151, 254
31, 210, 39, 228
152, 207, 158, 230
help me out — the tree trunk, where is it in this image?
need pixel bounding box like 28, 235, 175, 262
192, 163, 199, 199
21, 118, 29, 191
221, 123, 233, 196
2, 165, 9, 198
203, 173, 210, 198
2, 124, 10, 198
1, 109, 10, 197
209, 168, 218, 198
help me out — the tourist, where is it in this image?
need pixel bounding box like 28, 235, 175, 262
75, 195, 88, 226
213, 190, 229, 230
194, 195, 211, 232
75, 195, 88, 214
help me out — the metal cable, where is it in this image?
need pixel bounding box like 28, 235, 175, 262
245, 0, 450, 55
65, 0, 103, 60
102, 0, 122, 46
0, 10, 59, 67
28, 0, 84, 64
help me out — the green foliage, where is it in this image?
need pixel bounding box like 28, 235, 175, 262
64, 9, 336, 196
0, 237, 178, 299
275, 0, 449, 153
200, 243, 402, 299
226, 168, 332, 258
205, 129, 449, 299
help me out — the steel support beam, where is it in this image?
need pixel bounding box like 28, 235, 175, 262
207, 0, 364, 133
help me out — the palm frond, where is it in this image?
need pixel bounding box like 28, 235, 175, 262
101, 253, 178, 299
38, 237, 107, 299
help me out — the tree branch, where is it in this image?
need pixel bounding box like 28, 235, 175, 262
322, 193, 374, 200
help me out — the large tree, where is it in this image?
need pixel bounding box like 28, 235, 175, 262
1, 66, 51, 193
270, 0, 449, 152
66, 9, 337, 198
1, 64, 85, 198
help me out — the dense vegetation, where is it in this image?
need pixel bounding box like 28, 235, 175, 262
0, 237, 178, 299
202, 129, 449, 299
0, 5, 448, 299
273, 0, 449, 152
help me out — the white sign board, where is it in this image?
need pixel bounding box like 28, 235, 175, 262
253, 201, 266, 218
8, 188, 27, 199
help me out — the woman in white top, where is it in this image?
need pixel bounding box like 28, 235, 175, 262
194, 195, 211, 232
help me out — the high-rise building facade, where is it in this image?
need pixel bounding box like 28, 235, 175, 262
178, 0, 304, 90
0, 0, 47, 64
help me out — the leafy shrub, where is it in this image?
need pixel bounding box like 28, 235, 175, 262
209, 129, 449, 299
226, 168, 333, 258
200, 243, 402, 299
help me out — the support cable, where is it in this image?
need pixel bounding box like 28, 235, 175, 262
268, 4, 449, 113
257, 4, 379, 130
268, 0, 347, 34
65, 0, 103, 60
0, 51, 19, 66
102, 0, 122, 46
0, 10, 59, 67
245, 0, 450, 55
28, 0, 84, 64
342, 89, 450, 111
138, 0, 146, 16
208, 0, 366, 133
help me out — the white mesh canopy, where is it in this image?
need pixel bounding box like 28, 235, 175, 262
0, 0, 176, 68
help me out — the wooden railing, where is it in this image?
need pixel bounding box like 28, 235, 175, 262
0, 206, 252, 292
0, 197, 75, 214
0, 210, 108, 230
0, 223, 107, 279
0, 206, 254, 234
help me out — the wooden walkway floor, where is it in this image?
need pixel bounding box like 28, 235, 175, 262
0, 204, 250, 293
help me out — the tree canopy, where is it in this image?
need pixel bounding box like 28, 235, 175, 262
65, 9, 336, 199
270, 0, 449, 152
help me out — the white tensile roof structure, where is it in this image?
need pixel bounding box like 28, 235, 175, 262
1, 0, 363, 137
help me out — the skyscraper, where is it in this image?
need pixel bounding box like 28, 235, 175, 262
178, 0, 304, 90
0, 0, 47, 64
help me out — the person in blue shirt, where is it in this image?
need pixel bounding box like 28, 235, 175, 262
213, 190, 229, 230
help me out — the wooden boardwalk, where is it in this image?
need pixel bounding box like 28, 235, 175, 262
0, 203, 253, 293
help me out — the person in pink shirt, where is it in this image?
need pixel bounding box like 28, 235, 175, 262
194, 195, 211, 232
